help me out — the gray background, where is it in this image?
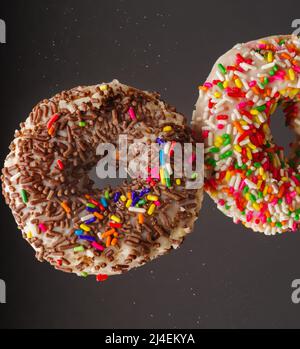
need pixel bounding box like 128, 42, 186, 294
0, 0, 300, 329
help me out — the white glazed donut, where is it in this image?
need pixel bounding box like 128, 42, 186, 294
193, 35, 300, 235
2, 80, 203, 280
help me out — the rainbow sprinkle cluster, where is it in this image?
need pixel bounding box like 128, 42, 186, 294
197, 35, 300, 235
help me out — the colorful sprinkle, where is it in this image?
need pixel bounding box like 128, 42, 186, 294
57, 159, 64, 170
47, 113, 60, 129
128, 107, 136, 120
109, 222, 122, 228
218, 63, 227, 75
96, 274, 108, 282
74, 246, 85, 253
128, 207, 146, 214
92, 242, 105, 252
147, 195, 159, 201
61, 202, 71, 214
113, 192, 121, 202
20, 189, 28, 204
78, 235, 96, 242
163, 126, 173, 132
38, 223, 47, 233
138, 213, 144, 224
110, 215, 121, 223
147, 204, 156, 216
80, 224, 91, 232
100, 197, 108, 208
93, 212, 104, 220
100, 84, 108, 91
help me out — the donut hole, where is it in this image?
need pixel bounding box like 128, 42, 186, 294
88, 139, 153, 191
88, 166, 129, 190
270, 107, 295, 159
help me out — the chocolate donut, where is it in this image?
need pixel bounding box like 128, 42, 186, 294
2, 80, 203, 279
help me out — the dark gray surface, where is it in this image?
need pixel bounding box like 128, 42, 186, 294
0, 0, 300, 329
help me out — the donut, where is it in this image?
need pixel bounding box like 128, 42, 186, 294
1, 80, 203, 279
193, 35, 300, 235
